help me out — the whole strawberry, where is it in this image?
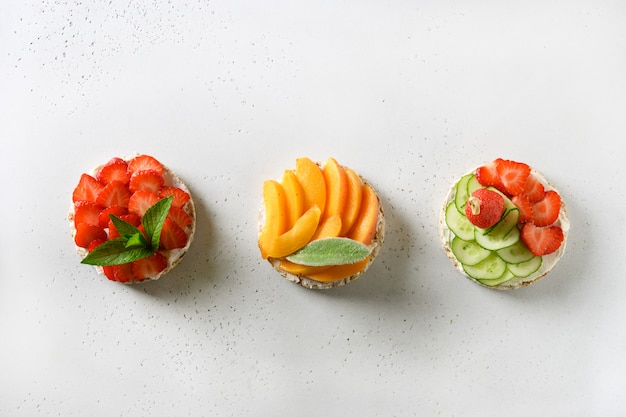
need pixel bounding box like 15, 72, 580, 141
465, 188, 505, 229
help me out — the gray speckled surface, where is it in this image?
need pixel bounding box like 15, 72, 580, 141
2, 1, 626, 415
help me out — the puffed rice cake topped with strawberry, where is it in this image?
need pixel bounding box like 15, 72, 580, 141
69, 154, 196, 284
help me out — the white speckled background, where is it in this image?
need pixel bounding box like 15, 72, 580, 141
2, 1, 626, 415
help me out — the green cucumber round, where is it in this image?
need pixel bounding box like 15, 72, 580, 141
496, 239, 535, 264
474, 211, 520, 250
454, 174, 473, 213
477, 268, 515, 287
450, 237, 492, 266
445, 202, 474, 241
463, 252, 507, 280
508, 255, 542, 278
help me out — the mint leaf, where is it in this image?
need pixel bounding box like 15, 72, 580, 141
142, 195, 173, 249
125, 232, 148, 248
285, 237, 371, 266
81, 238, 154, 266
109, 214, 141, 238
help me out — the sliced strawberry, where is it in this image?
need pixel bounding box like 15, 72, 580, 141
96, 181, 131, 208
496, 159, 530, 196
128, 190, 160, 217
523, 173, 546, 203
103, 263, 134, 283
72, 173, 104, 203
120, 213, 141, 227
521, 223, 564, 256
129, 169, 164, 194
167, 206, 193, 229
96, 158, 130, 185
511, 194, 533, 223
74, 201, 104, 227
107, 219, 121, 239
128, 155, 164, 176
87, 238, 106, 252
159, 218, 188, 250
159, 186, 191, 208
532, 190, 561, 227
74, 223, 107, 248
475, 158, 504, 189
97, 206, 128, 228
132, 252, 167, 279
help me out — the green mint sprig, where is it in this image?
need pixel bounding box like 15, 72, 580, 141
81, 195, 173, 266
285, 237, 371, 266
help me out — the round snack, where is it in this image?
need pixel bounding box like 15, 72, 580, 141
258, 157, 385, 289
69, 154, 196, 283
439, 158, 569, 289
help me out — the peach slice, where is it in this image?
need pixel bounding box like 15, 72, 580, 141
258, 180, 288, 258
340, 168, 363, 236
322, 157, 348, 222
281, 170, 306, 228
310, 214, 342, 241
348, 184, 379, 245
277, 260, 331, 276
305, 259, 369, 283
262, 205, 321, 259
295, 157, 326, 215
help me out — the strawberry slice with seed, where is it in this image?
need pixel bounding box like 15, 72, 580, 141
129, 170, 164, 194
167, 206, 193, 229
522, 173, 546, 203
521, 223, 564, 256
97, 206, 128, 228
87, 238, 106, 252
159, 186, 190, 208
475, 158, 504, 189
131, 252, 167, 279
159, 218, 188, 250
74, 223, 108, 248
128, 155, 164, 176
532, 190, 561, 227
103, 263, 134, 283
512, 194, 533, 223
73, 174, 104, 203
96, 158, 130, 185
128, 190, 160, 217
74, 201, 104, 227
96, 181, 131, 208
496, 159, 530, 196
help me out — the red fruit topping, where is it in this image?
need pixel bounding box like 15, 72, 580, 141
128, 190, 161, 217
464, 188, 505, 229
72, 174, 104, 203
523, 173, 546, 203
521, 223, 564, 256
120, 213, 142, 227
74, 201, 104, 227
475, 158, 504, 189
159, 218, 189, 250
128, 155, 164, 176
532, 190, 561, 227
168, 206, 193, 229
96, 181, 131, 208
496, 159, 530, 196
87, 239, 106, 252
159, 186, 191, 208
74, 223, 108, 248
96, 158, 130, 185
132, 252, 168, 279
511, 194, 533, 223
129, 170, 164, 194
97, 206, 128, 228
103, 263, 134, 283
107, 219, 121, 239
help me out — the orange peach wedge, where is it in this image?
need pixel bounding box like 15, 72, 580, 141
322, 157, 348, 223
348, 183, 379, 245
261, 205, 321, 259
258, 180, 288, 258
295, 157, 326, 214
281, 169, 306, 228
340, 167, 363, 236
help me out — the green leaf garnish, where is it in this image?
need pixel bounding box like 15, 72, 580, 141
81, 195, 174, 266
285, 237, 372, 267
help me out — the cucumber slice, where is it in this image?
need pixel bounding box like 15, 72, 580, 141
454, 174, 473, 213
462, 252, 507, 280
508, 255, 542, 278
445, 202, 474, 241
474, 210, 520, 250
478, 268, 516, 287
496, 239, 535, 264
467, 175, 482, 196
450, 237, 492, 266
